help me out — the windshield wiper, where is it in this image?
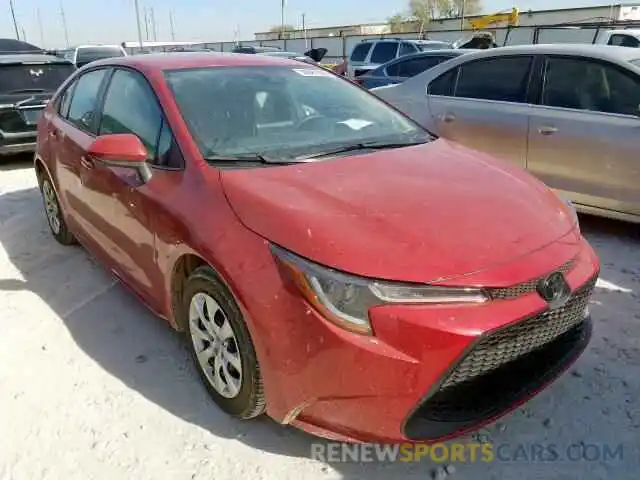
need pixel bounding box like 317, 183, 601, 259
204, 153, 299, 165
297, 140, 428, 160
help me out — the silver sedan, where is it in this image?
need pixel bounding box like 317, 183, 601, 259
373, 44, 640, 224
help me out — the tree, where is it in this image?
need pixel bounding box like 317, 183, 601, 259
387, 14, 417, 33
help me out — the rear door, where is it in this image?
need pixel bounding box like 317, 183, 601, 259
427, 55, 535, 168
526, 55, 640, 217
49, 68, 110, 240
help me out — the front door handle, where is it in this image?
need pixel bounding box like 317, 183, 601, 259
439, 113, 456, 123
538, 125, 558, 135
80, 156, 94, 170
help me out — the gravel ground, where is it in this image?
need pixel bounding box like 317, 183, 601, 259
0, 157, 638, 480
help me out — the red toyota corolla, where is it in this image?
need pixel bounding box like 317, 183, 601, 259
34, 53, 599, 443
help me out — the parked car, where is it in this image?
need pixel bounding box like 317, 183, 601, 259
0, 52, 75, 156
347, 38, 453, 78
231, 45, 281, 54
372, 44, 640, 224
355, 49, 469, 89
57, 44, 127, 68
256, 48, 328, 65
35, 52, 599, 443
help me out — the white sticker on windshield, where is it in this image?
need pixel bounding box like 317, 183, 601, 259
292, 68, 333, 77
338, 119, 374, 130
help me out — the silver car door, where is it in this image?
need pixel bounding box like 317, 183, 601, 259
426, 55, 534, 169
527, 55, 640, 218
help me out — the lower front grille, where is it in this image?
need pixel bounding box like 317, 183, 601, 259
402, 275, 597, 442
441, 275, 596, 389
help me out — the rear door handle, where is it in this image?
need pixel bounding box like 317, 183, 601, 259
80, 156, 94, 170
538, 125, 558, 135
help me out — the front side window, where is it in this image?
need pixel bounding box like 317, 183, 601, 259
165, 66, 428, 161
608, 34, 640, 48
350, 43, 372, 62
370, 42, 399, 64
543, 57, 640, 117
399, 42, 417, 57
67, 69, 108, 133
455, 56, 533, 103
99, 69, 181, 165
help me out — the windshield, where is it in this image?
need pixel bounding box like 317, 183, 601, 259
76, 47, 124, 64
0, 63, 75, 94
164, 66, 429, 160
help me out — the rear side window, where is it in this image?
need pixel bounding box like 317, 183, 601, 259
370, 42, 399, 64
67, 69, 108, 133
608, 34, 640, 48
350, 43, 372, 62
455, 56, 533, 103
428, 68, 457, 96
399, 42, 417, 57
390, 56, 449, 78
57, 82, 76, 118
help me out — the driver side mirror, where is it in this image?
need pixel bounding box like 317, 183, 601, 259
88, 133, 153, 183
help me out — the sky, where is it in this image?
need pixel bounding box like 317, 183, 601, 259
0, 0, 633, 49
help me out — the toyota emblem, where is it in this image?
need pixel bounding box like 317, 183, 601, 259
537, 272, 571, 309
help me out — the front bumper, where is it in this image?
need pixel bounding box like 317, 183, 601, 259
253, 236, 599, 443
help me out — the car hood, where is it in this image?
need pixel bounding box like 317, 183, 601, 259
220, 139, 578, 283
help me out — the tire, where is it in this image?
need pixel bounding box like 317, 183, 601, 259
184, 265, 265, 419
38, 173, 76, 246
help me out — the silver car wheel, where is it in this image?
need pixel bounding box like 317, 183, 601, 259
42, 180, 61, 235
189, 292, 243, 399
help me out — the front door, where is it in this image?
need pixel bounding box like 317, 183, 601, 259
526, 55, 640, 217
76, 68, 182, 308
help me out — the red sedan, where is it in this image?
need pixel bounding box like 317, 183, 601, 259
34, 52, 599, 443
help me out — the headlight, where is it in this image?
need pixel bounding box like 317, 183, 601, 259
271, 245, 488, 335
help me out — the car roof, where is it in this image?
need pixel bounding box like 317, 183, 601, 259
87, 52, 308, 71
0, 53, 73, 64
460, 43, 640, 62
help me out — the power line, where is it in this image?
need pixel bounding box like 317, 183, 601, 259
9, 0, 20, 40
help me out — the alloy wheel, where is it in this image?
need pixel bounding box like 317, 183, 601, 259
42, 180, 61, 235
189, 292, 243, 399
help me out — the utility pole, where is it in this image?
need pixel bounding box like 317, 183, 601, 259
133, 0, 144, 48
60, 1, 70, 47
143, 7, 150, 40
460, 0, 466, 30
37, 7, 45, 47
21, 26, 26, 42
280, 0, 286, 39
150, 7, 157, 41
169, 9, 176, 41
9, 0, 20, 40
302, 13, 307, 47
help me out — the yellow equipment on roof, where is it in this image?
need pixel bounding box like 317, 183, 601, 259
469, 7, 520, 30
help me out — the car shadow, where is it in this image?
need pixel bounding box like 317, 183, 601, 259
0, 180, 638, 480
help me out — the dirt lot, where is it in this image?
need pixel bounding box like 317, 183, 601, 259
0, 158, 638, 480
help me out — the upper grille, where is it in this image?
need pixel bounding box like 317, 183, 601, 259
439, 275, 596, 390
487, 258, 575, 300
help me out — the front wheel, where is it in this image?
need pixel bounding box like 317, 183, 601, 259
184, 265, 265, 419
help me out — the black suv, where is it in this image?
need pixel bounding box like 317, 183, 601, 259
0, 51, 75, 156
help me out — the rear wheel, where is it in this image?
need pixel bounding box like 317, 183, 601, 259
39, 175, 76, 246
184, 265, 265, 419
